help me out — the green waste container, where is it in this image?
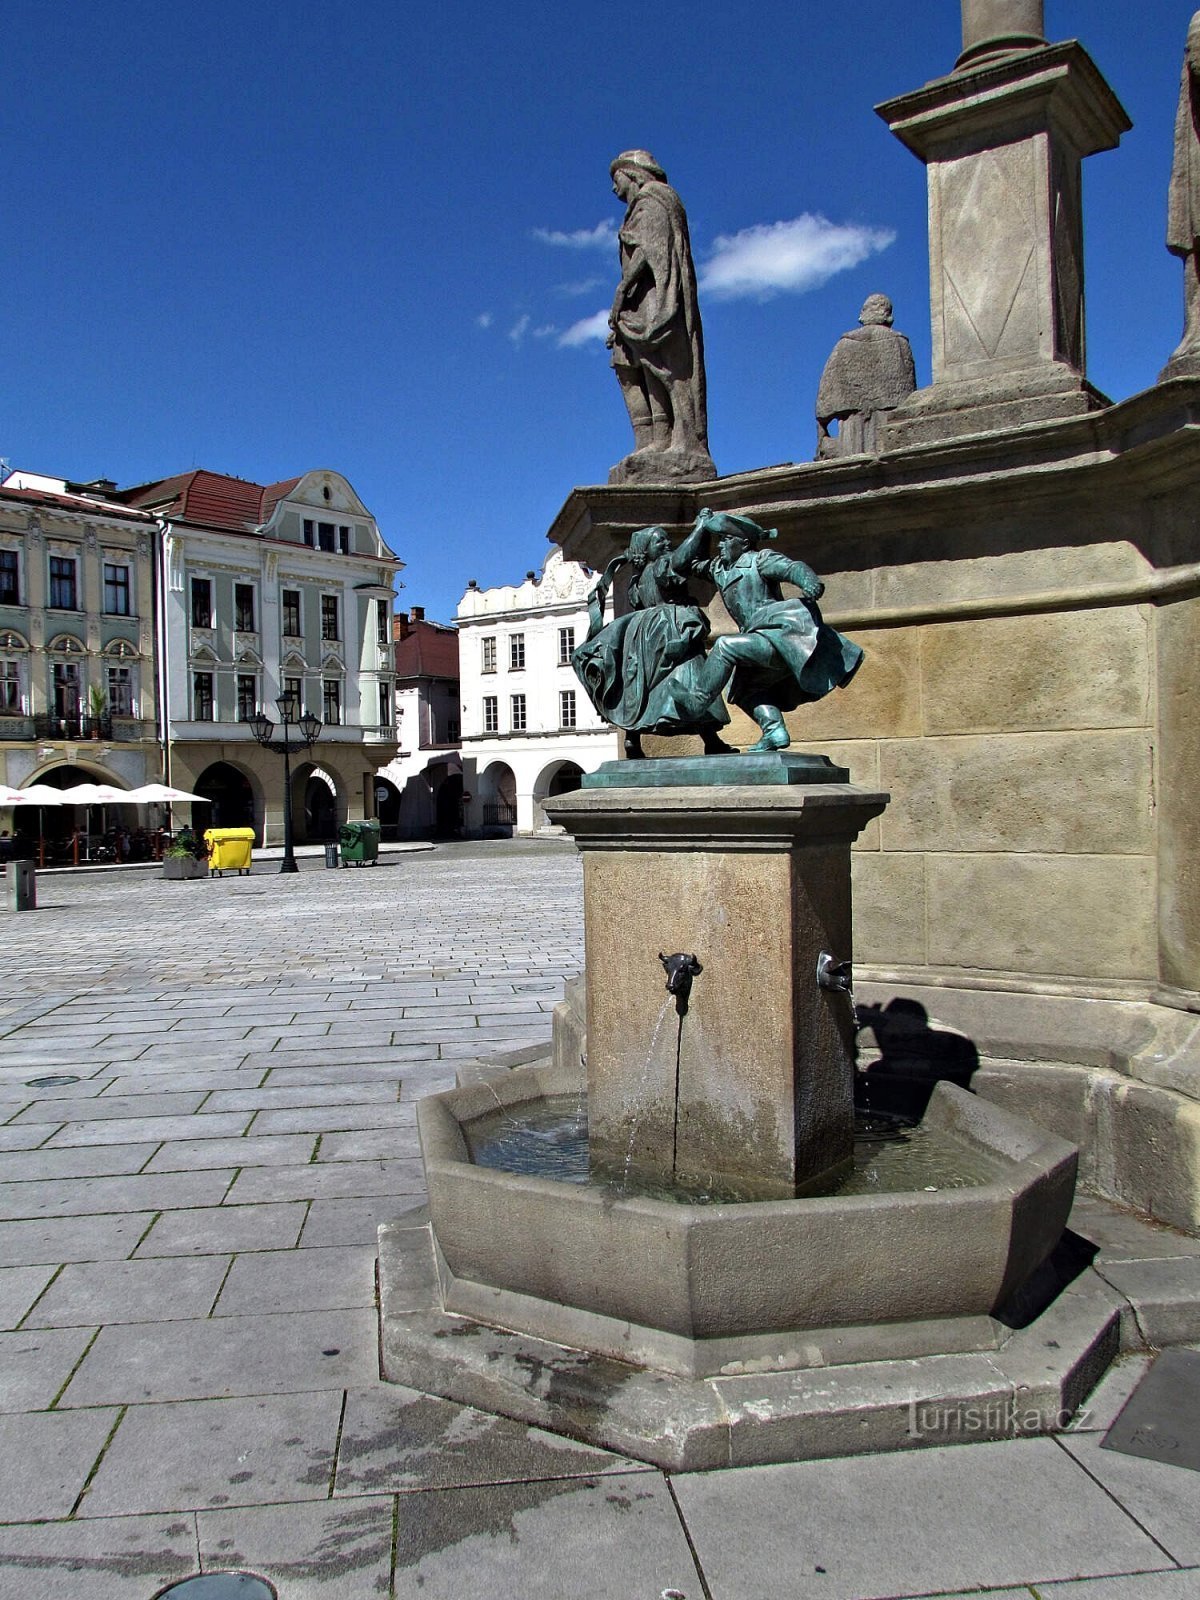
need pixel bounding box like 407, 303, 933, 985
338, 819, 380, 867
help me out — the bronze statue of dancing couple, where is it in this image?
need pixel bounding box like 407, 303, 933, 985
572, 509, 863, 758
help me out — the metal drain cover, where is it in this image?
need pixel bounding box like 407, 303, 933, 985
1103, 1347, 1200, 1473
25, 1075, 80, 1088
155, 1575, 276, 1599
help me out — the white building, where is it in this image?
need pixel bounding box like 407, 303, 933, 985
116, 468, 400, 841
457, 548, 617, 836
373, 607, 462, 838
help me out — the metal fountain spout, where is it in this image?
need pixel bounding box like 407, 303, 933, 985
659, 952, 702, 1016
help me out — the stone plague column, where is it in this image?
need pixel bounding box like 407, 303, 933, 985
877, 0, 1130, 446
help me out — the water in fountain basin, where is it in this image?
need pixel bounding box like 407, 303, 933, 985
464, 1092, 1007, 1205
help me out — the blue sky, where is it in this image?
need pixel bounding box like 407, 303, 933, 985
1, 1, 1194, 620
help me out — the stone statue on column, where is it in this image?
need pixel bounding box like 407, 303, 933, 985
815, 294, 916, 459
606, 151, 717, 486
1163, 11, 1200, 379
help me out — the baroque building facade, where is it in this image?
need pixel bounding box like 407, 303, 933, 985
112, 468, 400, 842
373, 608, 462, 839
456, 549, 616, 836
0, 471, 162, 822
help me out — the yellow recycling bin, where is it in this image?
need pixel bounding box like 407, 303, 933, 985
204, 827, 255, 877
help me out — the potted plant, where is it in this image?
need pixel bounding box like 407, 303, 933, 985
87, 684, 107, 739
162, 826, 210, 881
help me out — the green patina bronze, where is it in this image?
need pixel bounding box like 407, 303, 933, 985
582, 752, 849, 789
571, 508, 864, 754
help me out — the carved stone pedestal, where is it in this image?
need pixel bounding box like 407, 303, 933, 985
546, 760, 888, 1198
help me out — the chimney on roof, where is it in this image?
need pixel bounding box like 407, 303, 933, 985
393, 613, 410, 642
410, 605, 425, 622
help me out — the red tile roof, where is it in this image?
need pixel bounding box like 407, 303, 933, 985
394, 621, 459, 682
116, 469, 301, 532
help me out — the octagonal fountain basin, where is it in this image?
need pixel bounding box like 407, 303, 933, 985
416, 1058, 1078, 1379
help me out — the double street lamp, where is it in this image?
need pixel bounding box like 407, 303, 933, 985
250, 694, 322, 874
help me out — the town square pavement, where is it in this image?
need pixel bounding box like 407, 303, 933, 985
0, 841, 1197, 1599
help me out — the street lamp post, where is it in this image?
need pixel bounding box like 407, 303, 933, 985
250, 695, 322, 874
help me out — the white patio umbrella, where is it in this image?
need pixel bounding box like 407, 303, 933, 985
125, 783, 210, 804
1, 785, 68, 806
57, 783, 133, 806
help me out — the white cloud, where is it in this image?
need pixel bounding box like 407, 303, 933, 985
558, 308, 610, 348
699, 215, 896, 302
532, 219, 617, 251
476, 311, 493, 329
532, 324, 559, 340
508, 314, 531, 345
555, 275, 604, 297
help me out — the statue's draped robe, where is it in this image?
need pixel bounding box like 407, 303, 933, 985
611, 180, 709, 452
1168, 55, 1200, 257
815, 326, 916, 455
571, 556, 728, 734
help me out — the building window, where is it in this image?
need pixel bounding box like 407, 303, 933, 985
322, 678, 341, 725
284, 676, 303, 716
49, 556, 78, 611
448, 717, 460, 742
511, 693, 527, 731
483, 695, 498, 733
282, 589, 302, 637
102, 563, 131, 616
53, 661, 80, 718
303, 519, 315, 547
318, 522, 336, 552
234, 583, 256, 632
558, 626, 575, 665
107, 666, 134, 716
1, 660, 21, 712
560, 689, 577, 728
338, 526, 350, 554
191, 577, 212, 628
379, 681, 391, 727
481, 636, 496, 674
321, 594, 339, 640
377, 600, 389, 648
236, 673, 258, 722
509, 634, 525, 671
192, 671, 214, 721
0, 551, 20, 605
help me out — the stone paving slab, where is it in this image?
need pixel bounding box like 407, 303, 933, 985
0, 1212, 152, 1264
314, 1127, 422, 1161
333, 1384, 647, 1496
0, 1408, 120, 1520
44, 1111, 252, 1148
59, 1308, 379, 1405
0, 1143, 159, 1182
1060, 1432, 1200, 1564
142, 1133, 318, 1172
77, 1391, 344, 1518
0, 1169, 233, 1220
133, 1202, 308, 1257
24, 1255, 231, 1328
0, 1325, 97, 1410
227, 1158, 425, 1204
1036, 1574, 1200, 1597
0, 1263, 57, 1327
670, 1440, 1177, 1599
387, 1473, 699, 1600
197, 1495, 395, 1599
0, 1510, 196, 1598
213, 1245, 377, 1317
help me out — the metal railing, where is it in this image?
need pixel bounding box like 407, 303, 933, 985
483, 802, 517, 826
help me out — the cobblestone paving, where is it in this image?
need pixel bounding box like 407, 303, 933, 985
0, 842, 1197, 1598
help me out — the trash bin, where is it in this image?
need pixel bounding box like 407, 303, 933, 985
204, 827, 255, 877
338, 819, 380, 867
324, 842, 340, 869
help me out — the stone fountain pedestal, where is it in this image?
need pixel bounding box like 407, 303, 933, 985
376, 757, 1112, 1469
552, 754, 887, 1198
